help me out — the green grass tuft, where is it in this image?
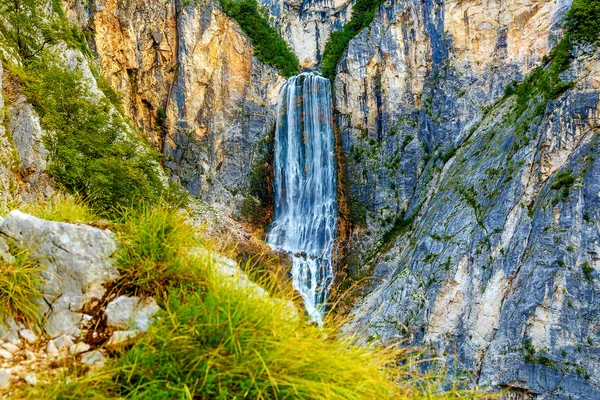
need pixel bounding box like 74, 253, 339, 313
115, 204, 200, 298
0, 248, 44, 328
21, 194, 98, 224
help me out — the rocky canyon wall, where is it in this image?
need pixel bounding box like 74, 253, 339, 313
70, 0, 284, 216
337, 0, 600, 398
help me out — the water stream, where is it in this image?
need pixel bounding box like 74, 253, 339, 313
266, 73, 338, 324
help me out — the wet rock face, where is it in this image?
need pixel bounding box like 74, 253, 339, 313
338, 0, 600, 397
258, 0, 353, 68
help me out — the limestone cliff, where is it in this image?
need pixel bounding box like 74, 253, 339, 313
336, 0, 600, 398
258, 0, 353, 68
71, 0, 284, 216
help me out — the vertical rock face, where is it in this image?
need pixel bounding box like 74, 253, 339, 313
336, 0, 600, 397
82, 0, 178, 147
79, 0, 284, 216
336, 0, 571, 233
258, 0, 353, 68
163, 3, 284, 212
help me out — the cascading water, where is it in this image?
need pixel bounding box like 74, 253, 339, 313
266, 72, 338, 324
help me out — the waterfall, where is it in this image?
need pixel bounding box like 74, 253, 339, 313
266, 72, 338, 324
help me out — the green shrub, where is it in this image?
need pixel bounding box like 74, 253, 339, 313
550, 169, 576, 200
19, 53, 164, 216
321, 0, 385, 81
563, 0, 600, 44
219, 0, 300, 78
0, 248, 44, 327
0, 0, 91, 59
582, 261, 594, 282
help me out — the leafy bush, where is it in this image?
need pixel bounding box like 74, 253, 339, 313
19, 53, 164, 216
0, 0, 91, 59
582, 261, 594, 282
563, 0, 600, 44
219, 0, 300, 78
321, 0, 385, 81
0, 248, 44, 327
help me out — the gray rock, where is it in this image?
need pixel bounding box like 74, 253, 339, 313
49, 335, 75, 354
46, 340, 59, 358
69, 342, 90, 355
1, 342, 19, 354
0, 317, 21, 344
44, 308, 83, 339
18, 329, 37, 344
105, 296, 160, 332
0, 349, 12, 361
0, 369, 10, 391
107, 330, 138, 347
0, 236, 13, 264
0, 211, 119, 337
24, 372, 37, 386
81, 350, 106, 368
8, 97, 48, 178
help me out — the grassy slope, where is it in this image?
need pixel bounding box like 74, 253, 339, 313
7, 204, 489, 399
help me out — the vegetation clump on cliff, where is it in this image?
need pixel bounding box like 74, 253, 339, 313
321, 0, 385, 81
0, 0, 165, 217
219, 0, 300, 78
505, 0, 600, 120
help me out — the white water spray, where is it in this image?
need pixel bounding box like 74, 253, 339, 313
266, 73, 338, 324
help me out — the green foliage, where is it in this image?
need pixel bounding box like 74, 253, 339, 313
0, 0, 91, 59
550, 169, 576, 201
440, 146, 458, 163
219, 0, 300, 78
380, 212, 415, 249
240, 136, 274, 226
115, 204, 199, 298
505, 38, 574, 121
582, 261, 594, 282
321, 0, 385, 81
0, 248, 44, 327
0, 0, 55, 59
563, 0, 600, 44
19, 53, 164, 216
522, 338, 556, 366
504, 0, 600, 123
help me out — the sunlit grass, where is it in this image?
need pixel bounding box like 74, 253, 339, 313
114, 204, 200, 298
8, 205, 495, 399
20, 193, 98, 224
0, 247, 44, 327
